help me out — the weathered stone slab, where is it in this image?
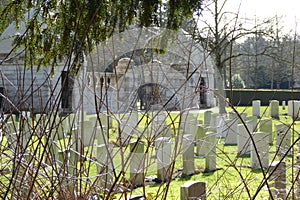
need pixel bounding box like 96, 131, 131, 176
269, 161, 286, 199
180, 181, 206, 200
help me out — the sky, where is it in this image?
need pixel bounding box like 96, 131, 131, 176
226, 0, 300, 33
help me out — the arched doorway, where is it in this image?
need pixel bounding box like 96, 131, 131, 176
137, 83, 179, 111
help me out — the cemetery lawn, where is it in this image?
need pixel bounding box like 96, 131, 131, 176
1, 105, 299, 199
119, 106, 299, 199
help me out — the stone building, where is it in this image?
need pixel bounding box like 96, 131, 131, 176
84, 27, 216, 113
0, 22, 215, 114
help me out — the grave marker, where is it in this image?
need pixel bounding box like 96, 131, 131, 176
270, 100, 279, 118
275, 124, 291, 156
180, 181, 206, 200
259, 119, 273, 145
130, 142, 145, 187
182, 134, 195, 176
250, 132, 269, 169
269, 161, 286, 199
155, 137, 172, 182
237, 122, 253, 156
204, 132, 216, 172
252, 100, 261, 117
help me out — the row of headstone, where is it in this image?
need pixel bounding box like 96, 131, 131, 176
253, 99, 300, 119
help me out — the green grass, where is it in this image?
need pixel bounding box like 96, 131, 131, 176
1, 106, 300, 199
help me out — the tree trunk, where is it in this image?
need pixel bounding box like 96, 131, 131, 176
216, 67, 227, 114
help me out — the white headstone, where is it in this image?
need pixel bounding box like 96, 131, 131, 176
270, 100, 279, 118
250, 132, 269, 169
130, 142, 145, 187
288, 100, 300, 119
203, 110, 212, 125
204, 132, 217, 172
259, 119, 273, 145
196, 124, 209, 157
216, 114, 227, 138
224, 118, 239, 145
237, 122, 253, 156
252, 100, 261, 117
275, 124, 291, 156
155, 137, 172, 182
182, 134, 195, 175
97, 144, 114, 189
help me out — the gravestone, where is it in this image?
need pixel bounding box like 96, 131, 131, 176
216, 114, 227, 138
269, 161, 286, 199
275, 124, 291, 156
209, 113, 219, 132
259, 119, 273, 145
224, 118, 239, 145
78, 121, 97, 147
296, 154, 300, 199
180, 181, 206, 200
288, 100, 300, 119
270, 100, 279, 118
196, 124, 209, 156
252, 100, 261, 117
204, 132, 216, 172
203, 110, 212, 125
180, 111, 198, 139
155, 137, 172, 182
118, 111, 139, 146
97, 144, 114, 189
237, 122, 253, 156
151, 111, 167, 138
282, 101, 286, 110
250, 132, 269, 169
182, 134, 195, 176
130, 142, 145, 187
245, 116, 258, 132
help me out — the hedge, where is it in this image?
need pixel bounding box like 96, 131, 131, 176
225, 89, 300, 106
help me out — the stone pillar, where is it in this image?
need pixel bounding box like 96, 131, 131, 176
259, 119, 273, 145
237, 122, 253, 156
250, 132, 269, 169
130, 142, 145, 187
269, 161, 286, 199
252, 100, 261, 117
224, 118, 238, 145
196, 124, 209, 157
203, 110, 212, 125
182, 134, 195, 176
155, 137, 172, 182
270, 100, 279, 118
180, 181, 206, 200
204, 132, 216, 172
275, 124, 291, 156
